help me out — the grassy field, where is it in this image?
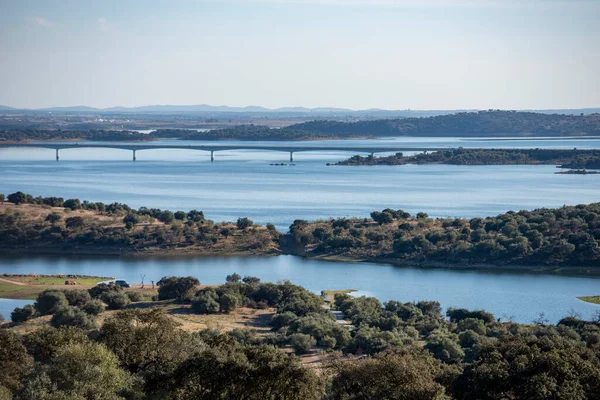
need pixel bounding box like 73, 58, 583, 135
0, 274, 145, 300
578, 296, 600, 305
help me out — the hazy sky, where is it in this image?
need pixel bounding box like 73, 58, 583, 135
1, 0, 598, 110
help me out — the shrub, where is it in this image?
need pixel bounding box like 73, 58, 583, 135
157, 276, 200, 301
289, 333, 316, 354
226, 272, 242, 283
50, 306, 96, 330
104, 292, 131, 310
89, 282, 122, 299
82, 299, 105, 315
218, 292, 242, 313
34, 290, 69, 315
45, 213, 62, 224
65, 216, 85, 229
11, 305, 36, 323
63, 290, 92, 307
126, 291, 143, 302
271, 311, 298, 331
191, 295, 220, 314
236, 217, 253, 230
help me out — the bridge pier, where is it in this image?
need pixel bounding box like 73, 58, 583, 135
290, 151, 294, 162
56, 149, 60, 161
211, 151, 214, 162
133, 150, 137, 161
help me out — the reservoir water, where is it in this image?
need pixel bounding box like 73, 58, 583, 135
0, 255, 599, 324
1, 136, 599, 322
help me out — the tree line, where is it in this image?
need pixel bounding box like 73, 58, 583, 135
3, 111, 600, 142
2, 276, 600, 399
284, 203, 600, 267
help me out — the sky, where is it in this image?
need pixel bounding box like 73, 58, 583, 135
0, 0, 599, 110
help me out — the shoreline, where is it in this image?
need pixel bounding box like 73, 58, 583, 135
2, 247, 600, 277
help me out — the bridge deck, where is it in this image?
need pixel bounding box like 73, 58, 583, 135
0, 143, 450, 153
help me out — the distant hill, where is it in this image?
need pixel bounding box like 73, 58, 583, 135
2, 104, 599, 117
288, 110, 600, 137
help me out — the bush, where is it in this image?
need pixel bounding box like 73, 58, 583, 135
63, 290, 92, 307
236, 217, 253, 230
126, 291, 143, 302
157, 276, 200, 301
64, 198, 82, 210
11, 305, 36, 323
289, 333, 316, 354
65, 216, 85, 229
226, 272, 242, 283
104, 292, 131, 310
45, 213, 62, 224
82, 299, 105, 315
218, 292, 242, 313
88, 282, 122, 299
50, 306, 96, 330
34, 290, 69, 315
191, 295, 220, 314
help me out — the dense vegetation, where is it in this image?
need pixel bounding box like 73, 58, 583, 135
2, 276, 600, 399
293, 110, 600, 137
333, 148, 600, 167
283, 203, 600, 267
0, 129, 149, 142
2, 191, 600, 267
3, 111, 600, 142
0, 192, 277, 255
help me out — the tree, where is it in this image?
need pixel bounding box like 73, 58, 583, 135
34, 290, 69, 315
170, 341, 323, 400
226, 272, 242, 283
236, 217, 253, 230
187, 209, 204, 222
88, 282, 122, 299
174, 211, 187, 220
0, 329, 34, 392
63, 289, 91, 307
191, 295, 220, 314
158, 210, 175, 224
0, 193, 4, 202
11, 304, 36, 323
157, 276, 200, 301
123, 213, 140, 229
65, 216, 85, 229
17, 342, 134, 399
50, 306, 96, 330
104, 292, 131, 310
455, 335, 600, 400
82, 299, 105, 315
290, 333, 316, 354
243, 276, 261, 284
326, 350, 452, 400
63, 198, 81, 210
218, 292, 242, 313
97, 309, 201, 394
7, 191, 27, 204
45, 213, 62, 224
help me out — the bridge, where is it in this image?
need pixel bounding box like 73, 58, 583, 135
0, 143, 449, 161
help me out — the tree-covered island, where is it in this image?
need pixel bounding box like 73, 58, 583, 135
331, 148, 600, 169
1, 192, 599, 270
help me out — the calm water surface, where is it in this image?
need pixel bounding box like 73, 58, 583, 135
0, 255, 599, 324
1, 137, 599, 321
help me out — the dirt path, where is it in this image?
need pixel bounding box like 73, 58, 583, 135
0, 277, 27, 286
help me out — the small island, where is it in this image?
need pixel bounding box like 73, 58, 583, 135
331, 148, 600, 169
